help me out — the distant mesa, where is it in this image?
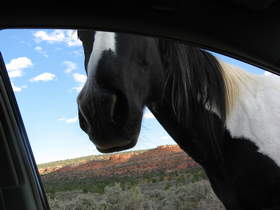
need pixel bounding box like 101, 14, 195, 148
154, 145, 181, 151
109, 153, 133, 161
38, 145, 198, 178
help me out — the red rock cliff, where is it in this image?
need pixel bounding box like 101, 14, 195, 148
40, 145, 198, 178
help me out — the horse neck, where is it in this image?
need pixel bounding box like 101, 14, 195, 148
147, 60, 258, 166
147, 98, 226, 166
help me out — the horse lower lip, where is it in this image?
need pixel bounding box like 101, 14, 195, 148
96, 139, 137, 153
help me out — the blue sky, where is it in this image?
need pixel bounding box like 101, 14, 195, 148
0, 29, 268, 164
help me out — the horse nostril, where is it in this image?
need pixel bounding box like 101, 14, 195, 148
111, 91, 128, 127
109, 94, 117, 121
108, 93, 127, 126
78, 87, 128, 133
78, 110, 88, 132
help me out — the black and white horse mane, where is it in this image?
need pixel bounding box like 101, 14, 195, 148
158, 40, 227, 123
156, 40, 228, 163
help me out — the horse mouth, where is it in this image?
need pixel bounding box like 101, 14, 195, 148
97, 90, 139, 153
96, 138, 137, 153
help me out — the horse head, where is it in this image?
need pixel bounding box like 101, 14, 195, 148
77, 31, 164, 153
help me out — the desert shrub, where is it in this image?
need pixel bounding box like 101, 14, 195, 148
46, 180, 225, 210
147, 189, 168, 201
176, 176, 186, 185
148, 180, 225, 210
44, 166, 226, 210
82, 188, 89, 193
197, 187, 225, 210
168, 180, 210, 209
102, 183, 145, 210
164, 183, 172, 190
103, 183, 122, 208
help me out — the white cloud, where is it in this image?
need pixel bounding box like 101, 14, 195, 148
11, 82, 27, 92
72, 49, 83, 57
58, 116, 78, 124
34, 30, 65, 43
34, 46, 48, 57
73, 73, 87, 83
6, 57, 33, 78
72, 73, 87, 92
34, 46, 42, 51
8, 70, 22, 78
65, 30, 82, 47
72, 86, 84, 92
33, 30, 81, 47
63, 61, 77, 73
66, 116, 78, 123
30, 73, 56, 82
12, 84, 21, 92
144, 109, 155, 119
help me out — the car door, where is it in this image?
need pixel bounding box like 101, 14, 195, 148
0, 52, 49, 210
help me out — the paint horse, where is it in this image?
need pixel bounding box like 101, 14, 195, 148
77, 30, 280, 210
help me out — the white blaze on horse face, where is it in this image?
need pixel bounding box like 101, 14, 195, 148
87, 31, 116, 77
222, 62, 280, 167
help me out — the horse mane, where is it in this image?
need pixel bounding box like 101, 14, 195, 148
158, 39, 227, 123
219, 61, 255, 116
157, 39, 229, 163
157, 39, 258, 164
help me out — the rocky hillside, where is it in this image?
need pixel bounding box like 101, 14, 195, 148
39, 145, 198, 179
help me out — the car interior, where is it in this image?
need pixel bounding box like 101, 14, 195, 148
0, 0, 280, 209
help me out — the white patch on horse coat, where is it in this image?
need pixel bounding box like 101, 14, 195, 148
87, 31, 116, 77
222, 61, 280, 167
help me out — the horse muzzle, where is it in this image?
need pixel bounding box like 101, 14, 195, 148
78, 86, 138, 153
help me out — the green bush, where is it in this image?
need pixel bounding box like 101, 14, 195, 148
47, 180, 225, 210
